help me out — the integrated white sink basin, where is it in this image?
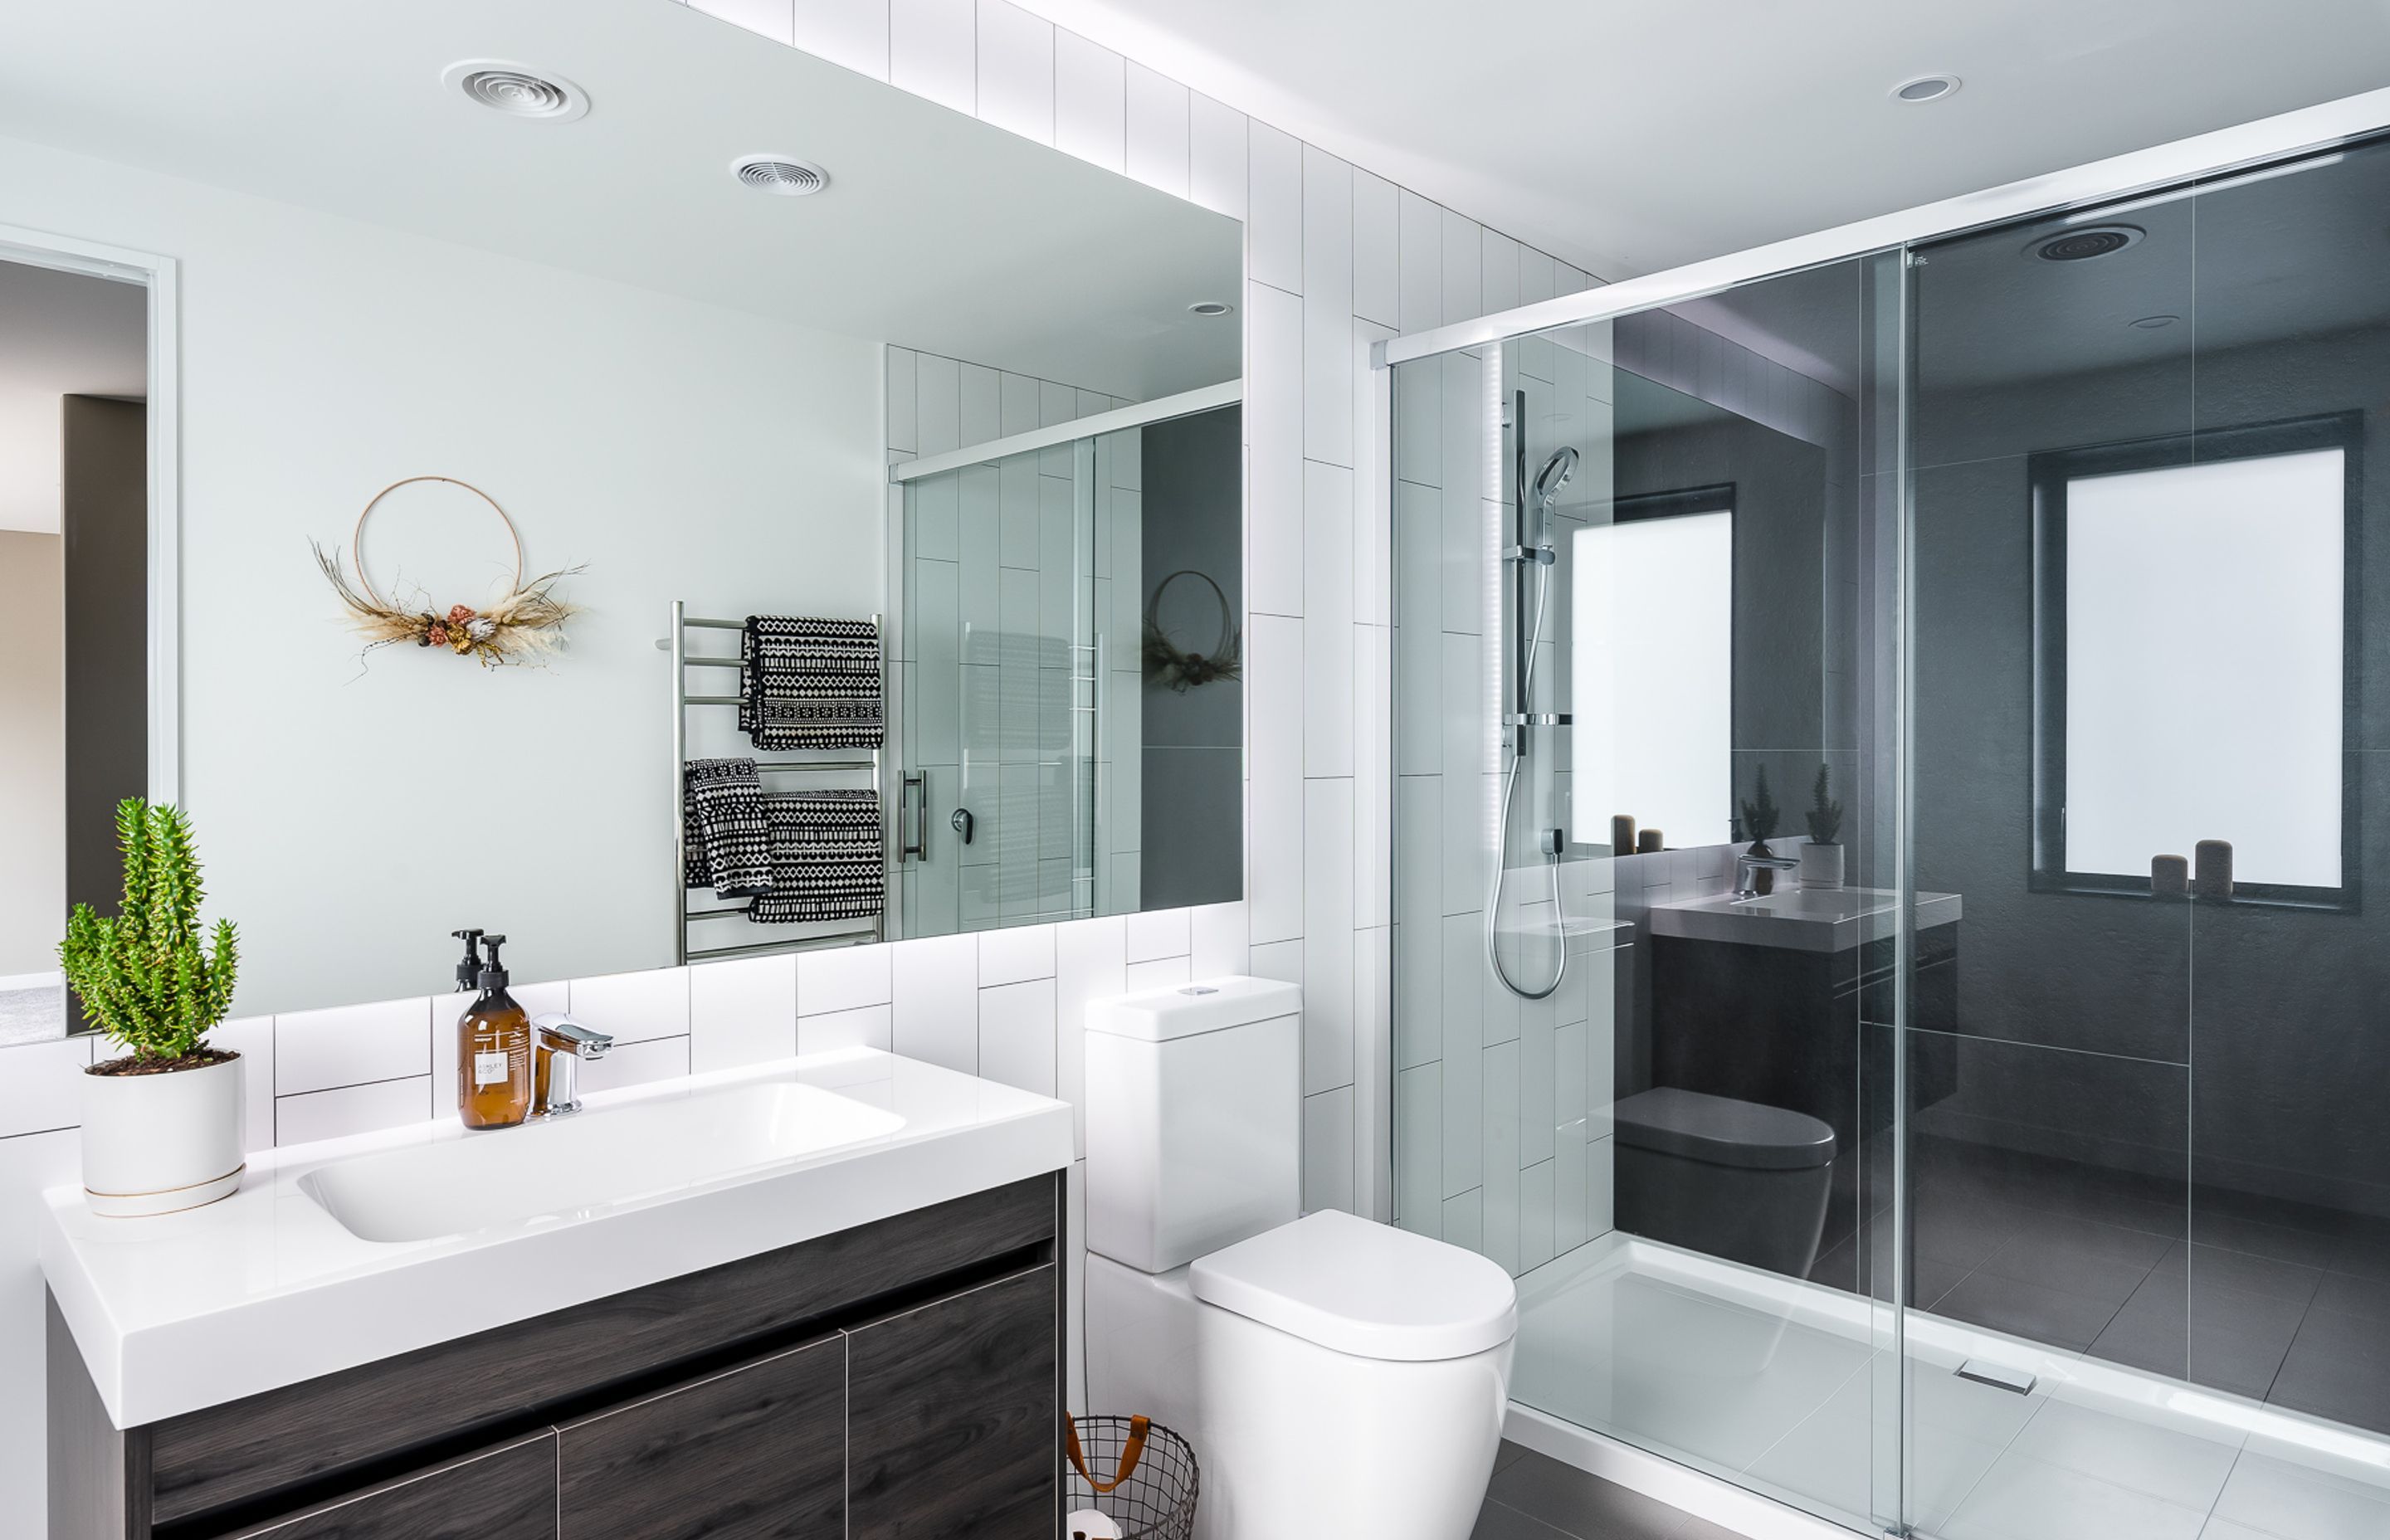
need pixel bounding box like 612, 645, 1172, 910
1649, 885, 1962, 952
299, 1080, 905, 1243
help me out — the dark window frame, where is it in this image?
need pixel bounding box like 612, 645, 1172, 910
2028, 412, 2363, 911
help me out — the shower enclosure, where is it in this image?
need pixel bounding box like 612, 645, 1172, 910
1388, 113, 2390, 1540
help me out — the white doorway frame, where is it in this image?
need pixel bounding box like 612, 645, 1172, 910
0, 224, 179, 806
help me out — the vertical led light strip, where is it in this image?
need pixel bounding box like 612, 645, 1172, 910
1480, 344, 1509, 936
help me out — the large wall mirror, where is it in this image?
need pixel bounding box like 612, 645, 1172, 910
0, 0, 1242, 1029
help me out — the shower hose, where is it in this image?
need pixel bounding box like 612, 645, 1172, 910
1485, 548, 1567, 1001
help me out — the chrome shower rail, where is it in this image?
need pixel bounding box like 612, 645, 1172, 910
1376, 85, 2390, 370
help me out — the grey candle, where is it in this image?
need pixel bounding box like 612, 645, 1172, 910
1612, 815, 1636, 858
2194, 840, 2234, 899
1636, 828, 1663, 854
2151, 854, 2189, 898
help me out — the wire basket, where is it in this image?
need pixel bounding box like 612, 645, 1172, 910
1066, 1415, 1199, 1540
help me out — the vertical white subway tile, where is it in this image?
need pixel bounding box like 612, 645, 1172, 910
1245, 280, 1304, 618
1123, 956, 1191, 992
797, 944, 895, 1015
1124, 908, 1191, 964
1301, 461, 1355, 777
958, 361, 1002, 445
1054, 914, 1126, 1157
209, 1016, 275, 1156
1353, 320, 1394, 630
1247, 614, 1304, 944
276, 1077, 432, 1147
1246, 122, 1304, 295
1481, 230, 1518, 327
1519, 246, 1557, 307
690, 954, 799, 1073
793, 0, 891, 79
1519, 1005, 1554, 1167
978, 977, 1057, 1095
1519, 1158, 1555, 1272
1353, 170, 1400, 329
915, 352, 961, 457
275, 997, 431, 1096
1440, 914, 1483, 1198
998, 370, 1041, 436
1442, 1189, 1482, 1253
1354, 924, 1391, 1216
1441, 209, 1482, 325
1482, 1038, 1520, 1273
1303, 1085, 1357, 1215
974, 0, 1053, 144
978, 923, 1056, 984
891, 933, 978, 1072
1188, 901, 1250, 977
691, 0, 793, 45
1588, 1134, 1615, 1239
1398, 191, 1443, 335
1302, 779, 1355, 1094
1248, 937, 1301, 991
1122, 61, 1189, 197
580, 1036, 691, 1094
1396, 1064, 1442, 1236
797, 1002, 894, 1055
0, 1034, 94, 1138
1053, 31, 1126, 173
1301, 145, 1354, 468
1354, 626, 1390, 926
1554, 1018, 1589, 1252
1186, 91, 1248, 220
885, 347, 918, 454
568, 967, 691, 1045
890, 0, 974, 113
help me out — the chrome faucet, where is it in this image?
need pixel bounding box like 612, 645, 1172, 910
531, 1012, 612, 1118
1732, 851, 1802, 901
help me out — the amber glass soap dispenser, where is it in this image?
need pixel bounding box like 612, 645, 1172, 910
457, 933, 533, 1128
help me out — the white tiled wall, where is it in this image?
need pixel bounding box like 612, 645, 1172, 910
0, 4, 1597, 1526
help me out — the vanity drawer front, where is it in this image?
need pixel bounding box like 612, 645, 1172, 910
150, 1176, 1056, 1527
847, 1264, 1058, 1540
557, 1333, 846, 1540
223, 1432, 556, 1540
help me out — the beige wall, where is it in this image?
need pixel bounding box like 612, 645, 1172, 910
0, 529, 63, 977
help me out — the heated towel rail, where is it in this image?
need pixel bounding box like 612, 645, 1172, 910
663, 600, 885, 964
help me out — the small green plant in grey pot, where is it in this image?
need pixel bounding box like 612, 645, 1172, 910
60, 799, 245, 1216
1801, 763, 1845, 890
1739, 765, 1783, 894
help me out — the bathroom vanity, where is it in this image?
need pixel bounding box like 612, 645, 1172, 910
41, 1051, 1074, 1539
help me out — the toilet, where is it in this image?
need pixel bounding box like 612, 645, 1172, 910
1083, 977, 1517, 1540
1612, 1085, 1838, 1277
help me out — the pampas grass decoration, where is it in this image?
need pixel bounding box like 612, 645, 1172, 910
311, 475, 581, 669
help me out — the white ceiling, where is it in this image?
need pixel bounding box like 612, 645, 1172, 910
1017, 0, 2390, 281
0, 261, 145, 535
0, 0, 1241, 402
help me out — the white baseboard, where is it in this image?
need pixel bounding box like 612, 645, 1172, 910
1502, 1403, 1879, 1539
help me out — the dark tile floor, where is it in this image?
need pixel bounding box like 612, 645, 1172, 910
1802, 1135, 2390, 1435
1475, 1445, 1744, 1540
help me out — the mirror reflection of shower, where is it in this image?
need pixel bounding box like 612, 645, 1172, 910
1486, 387, 1578, 1001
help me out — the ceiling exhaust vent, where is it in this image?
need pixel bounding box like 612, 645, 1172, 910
733, 156, 830, 197
2032, 224, 2144, 262
441, 61, 589, 122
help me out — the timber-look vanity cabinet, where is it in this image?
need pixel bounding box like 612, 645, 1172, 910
49, 1176, 1065, 1539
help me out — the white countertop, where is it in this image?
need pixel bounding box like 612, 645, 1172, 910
41, 1049, 1073, 1430
1648, 886, 1963, 953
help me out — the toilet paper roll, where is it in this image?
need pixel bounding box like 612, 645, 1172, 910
1066, 1509, 1124, 1540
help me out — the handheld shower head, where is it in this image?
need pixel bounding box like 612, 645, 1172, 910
1533, 445, 1579, 506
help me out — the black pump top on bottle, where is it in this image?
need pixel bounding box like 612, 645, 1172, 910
476, 933, 511, 992
450, 928, 485, 992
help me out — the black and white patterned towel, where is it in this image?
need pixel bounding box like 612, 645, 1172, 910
682, 758, 772, 899
750, 790, 885, 924
740, 616, 884, 751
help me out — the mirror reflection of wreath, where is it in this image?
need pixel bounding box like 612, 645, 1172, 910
1142, 569, 1241, 693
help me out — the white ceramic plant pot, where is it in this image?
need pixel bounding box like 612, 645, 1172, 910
81, 1052, 246, 1217
1798, 841, 1846, 890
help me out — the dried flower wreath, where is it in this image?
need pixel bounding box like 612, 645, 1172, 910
310, 476, 580, 668
1141, 568, 1241, 693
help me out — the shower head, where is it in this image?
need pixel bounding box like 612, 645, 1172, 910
1534, 446, 1579, 505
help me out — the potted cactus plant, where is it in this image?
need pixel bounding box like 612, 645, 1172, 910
59, 799, 244, 1216
1802, 763, 1845, 890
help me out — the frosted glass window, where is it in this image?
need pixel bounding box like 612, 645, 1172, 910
2058, 446, 2346, 891
1573, 507, 1733, 850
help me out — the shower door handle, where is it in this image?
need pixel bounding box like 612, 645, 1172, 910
900, 772, 928, 862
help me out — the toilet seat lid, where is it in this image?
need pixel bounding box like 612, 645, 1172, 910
1188, 1210, 1518, 1362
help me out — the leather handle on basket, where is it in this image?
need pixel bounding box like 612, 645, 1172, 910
1065, 1414, 1151, 1495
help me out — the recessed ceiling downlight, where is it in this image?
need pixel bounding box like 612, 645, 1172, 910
2032, 224, 2145, 262
1892, 75, 1960, 103
733, 154, 830, 197
441, 60, 588, 122
1188, 300, 1234, 317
